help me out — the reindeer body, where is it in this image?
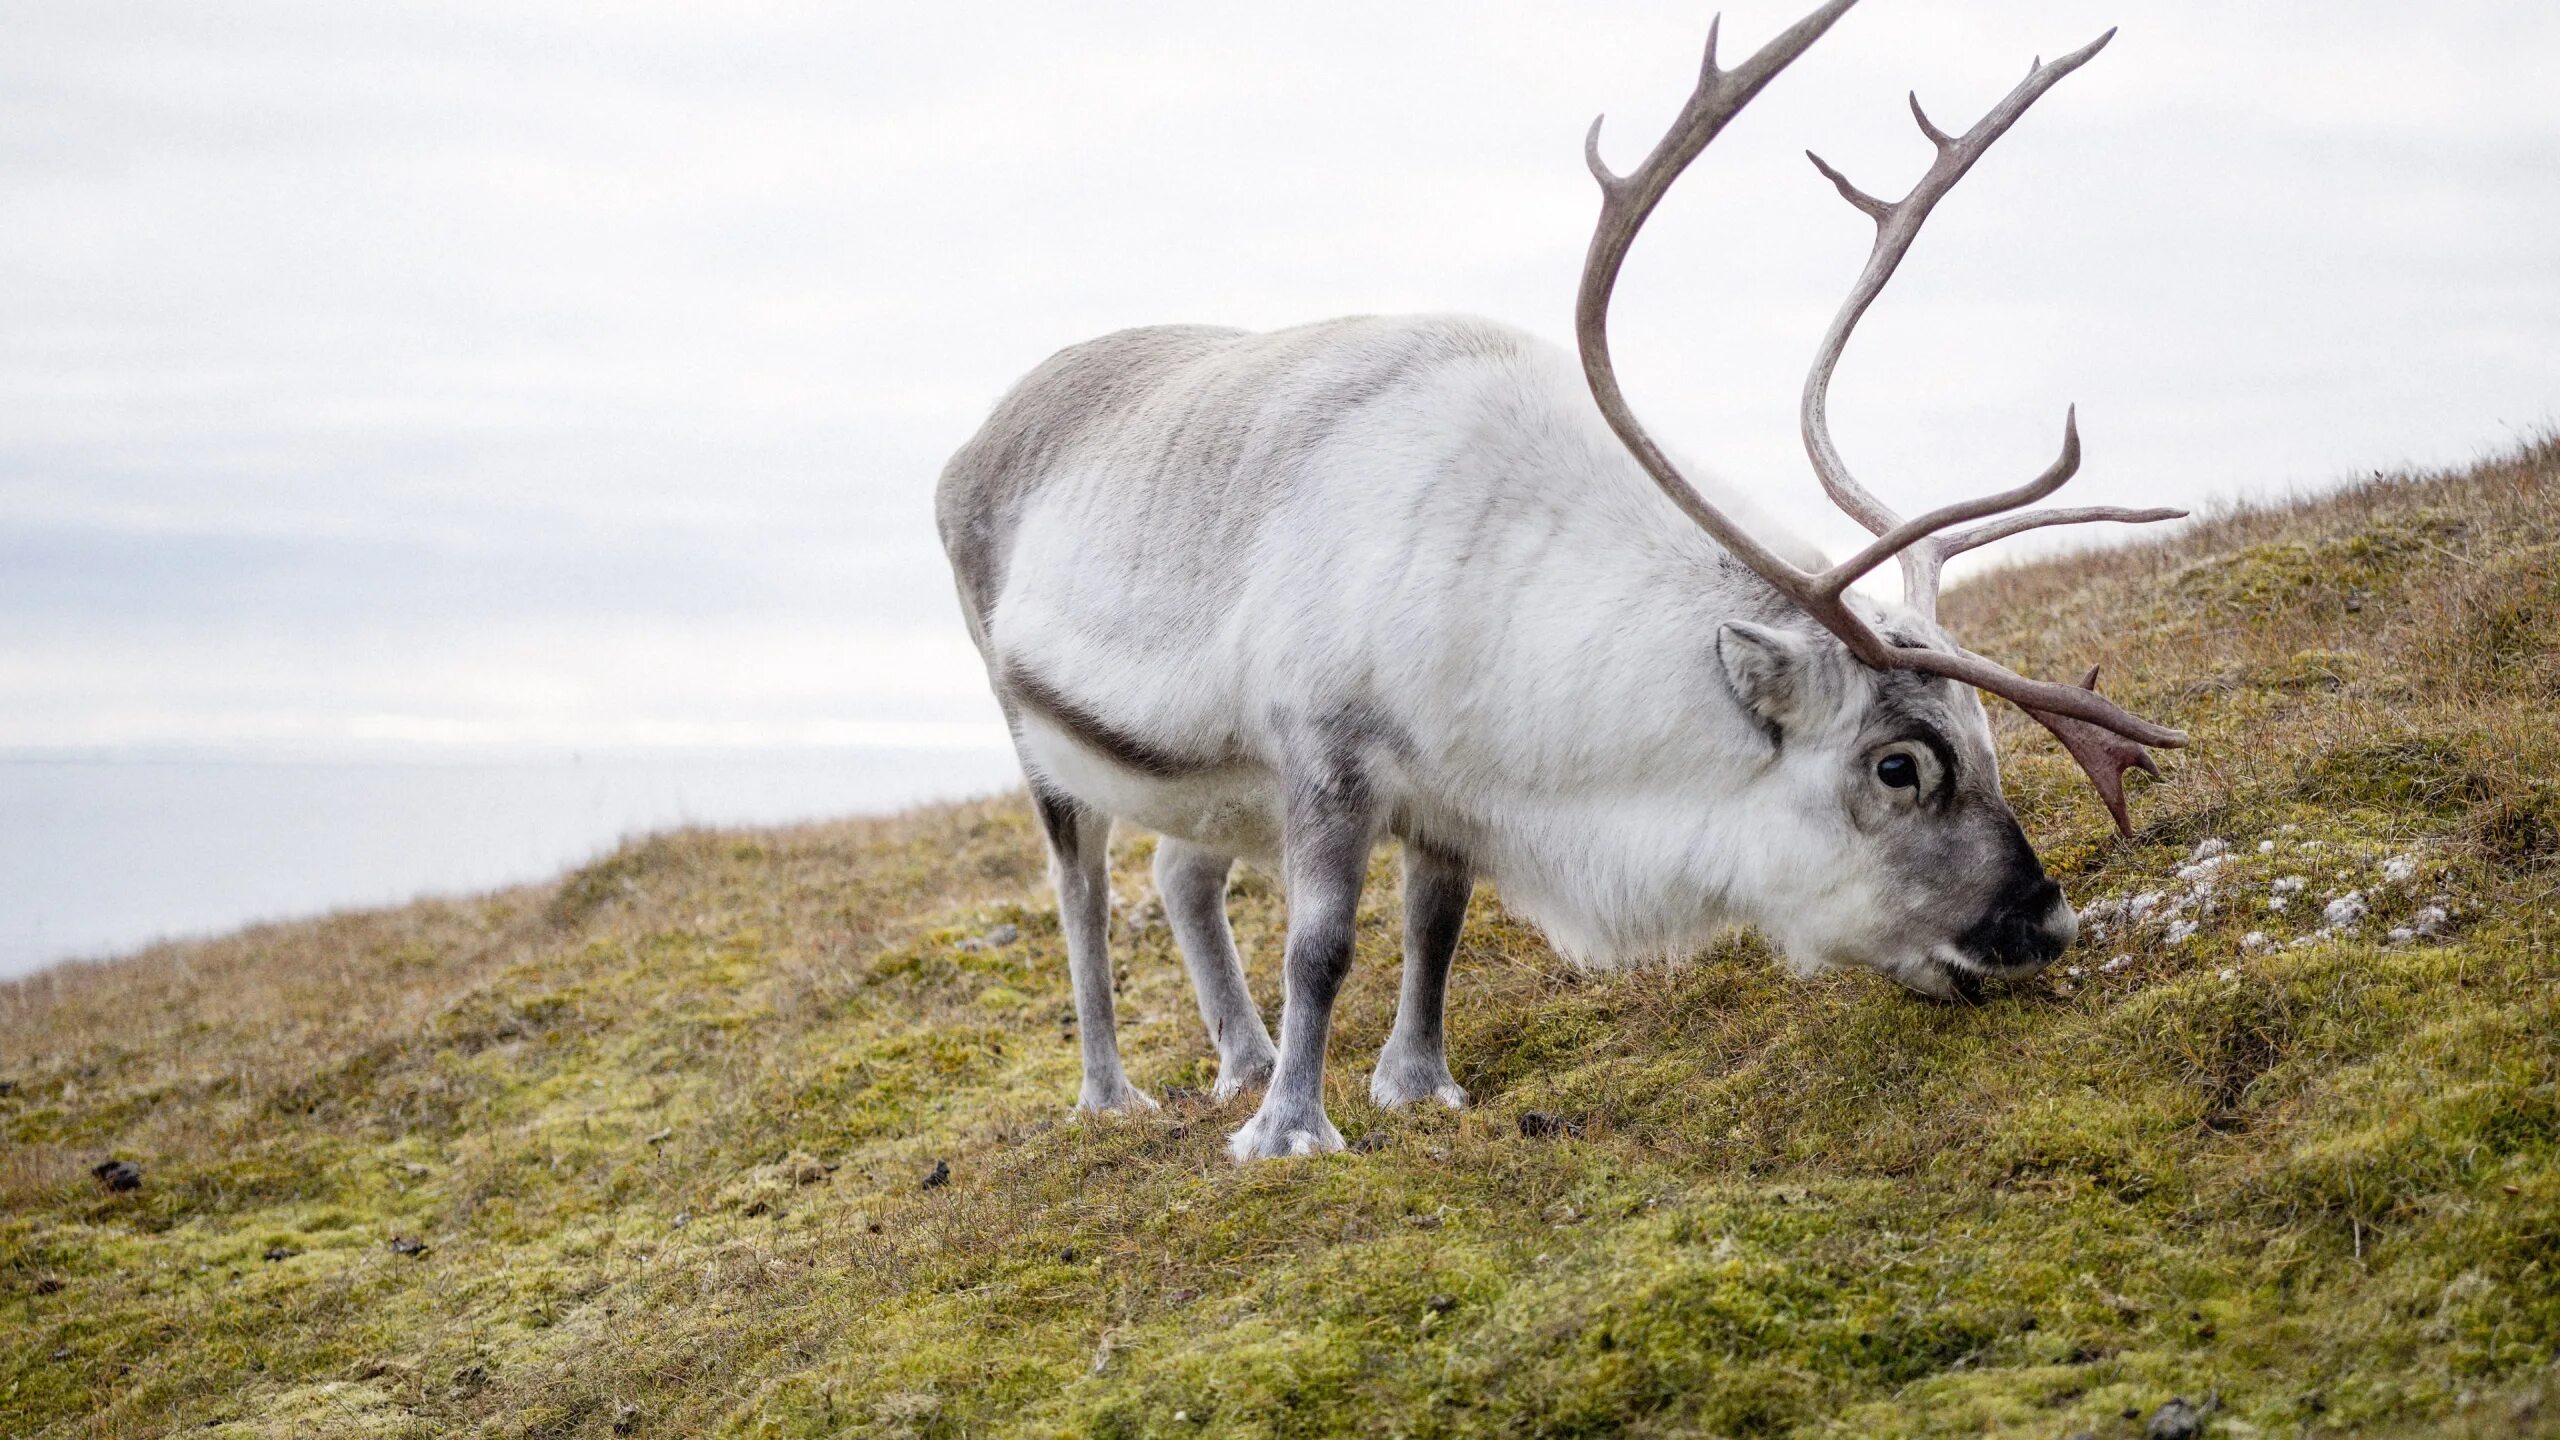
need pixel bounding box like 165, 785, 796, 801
934, 1, 2170, 1160
941, 313, 2054, 1158
944, 314, 1829, 967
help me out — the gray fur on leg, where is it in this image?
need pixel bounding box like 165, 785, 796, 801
1034, 785, 1156, 1116
1153, 838, 1276, 1102
1370, 842, 1473, 1110
1228, 763, 1377, 1161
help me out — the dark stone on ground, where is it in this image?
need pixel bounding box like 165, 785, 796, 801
91, 1159, 142, 1192
2147, 1396, 2207, 1440
922, 1159, 950, 1189
388, 1235, 429, 1256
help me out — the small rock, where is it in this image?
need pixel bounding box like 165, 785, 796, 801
645, 1128, 673, 1146
922, 1159, 951, 1190
2165, 919, 2199, 946
2382, 854, 2418, 884
2241, 931, 2269, 949
2387, 927, 2416, 945
2273, 875, 2307, 895
2412, 904, 2449, 935
263, 1245, 297, 1263
983, 923, 1020, 947
2191, 838, 2229, 862
2256, 840, 2276, 854
2100, 954, 2133, 974
1059, 1247, 1078, 1263
2146, 1395, 2207, 1440
671, 1211, 691, 1229
388, 1235, 429, 1257
2217, 967, 2238, 982
1427, 1293, 1458, 1313
90, 1158, 142, 1192
2323, 891, 2367, 927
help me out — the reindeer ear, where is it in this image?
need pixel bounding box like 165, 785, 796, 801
1716, 622, 1814, 740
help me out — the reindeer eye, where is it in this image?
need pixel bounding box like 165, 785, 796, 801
1876, 753, 1920, 790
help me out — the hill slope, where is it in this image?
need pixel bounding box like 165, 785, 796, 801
5, 442, 2558, 1439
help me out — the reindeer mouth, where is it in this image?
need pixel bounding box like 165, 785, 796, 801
1936, 960, 1987, 1005
1912, 945, 2043, 1005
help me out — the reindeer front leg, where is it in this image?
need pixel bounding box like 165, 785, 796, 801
1227, 762, 1376, 1162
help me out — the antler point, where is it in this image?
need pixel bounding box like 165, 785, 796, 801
1702, 14, 1723, 74
1584, 115, 1620, 190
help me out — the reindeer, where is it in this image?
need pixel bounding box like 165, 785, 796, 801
936, 0, 2184, 1161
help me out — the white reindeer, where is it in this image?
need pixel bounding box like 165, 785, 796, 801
936, 0, 2184, 1162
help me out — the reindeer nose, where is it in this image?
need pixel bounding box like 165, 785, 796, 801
1972, 877, 2072, 975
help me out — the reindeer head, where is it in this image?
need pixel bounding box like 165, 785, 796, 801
1573, 1, 2184, 992
1712, 605, 2076, 999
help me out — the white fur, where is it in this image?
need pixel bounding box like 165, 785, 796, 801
970, 316, 1958, 977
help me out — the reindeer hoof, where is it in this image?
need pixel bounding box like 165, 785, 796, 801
1076, 1082, 1160, 1116
1227, 1102, 1344, 1162
1209, 1048, 1277, 1103
1369, 1052, 1468, 1111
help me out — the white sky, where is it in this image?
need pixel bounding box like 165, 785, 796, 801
5, 1, 2556, 753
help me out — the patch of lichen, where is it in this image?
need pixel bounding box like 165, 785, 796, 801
6, 441, 2560, 1438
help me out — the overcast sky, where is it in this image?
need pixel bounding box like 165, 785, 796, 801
5, 1, 2556, 755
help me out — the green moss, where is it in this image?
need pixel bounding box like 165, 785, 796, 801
7, 447, 2560, 1438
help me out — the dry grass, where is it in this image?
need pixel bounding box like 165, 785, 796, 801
4, 440, 2558, 1438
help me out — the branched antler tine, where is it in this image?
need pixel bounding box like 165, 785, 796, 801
1798, 26, 2119, 567
1937, 504, 2186, 558
1895, 647, 2178, 836
1576, 0, 1863, 610
1583, 115, 1621, 191
2026, 698, 2161, 837
1806, 150, 1889, 222
1818, 406, 2081, 599
1891, 645, 2185, 748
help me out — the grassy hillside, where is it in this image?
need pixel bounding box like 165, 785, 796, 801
6, 441, 2558, 1439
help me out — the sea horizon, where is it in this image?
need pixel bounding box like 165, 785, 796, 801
0, 740, 1025, 981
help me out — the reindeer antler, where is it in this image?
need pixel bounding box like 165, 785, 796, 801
1577, 2, 2184, 835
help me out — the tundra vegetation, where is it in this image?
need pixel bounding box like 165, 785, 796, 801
4, 443, 2559, 1437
